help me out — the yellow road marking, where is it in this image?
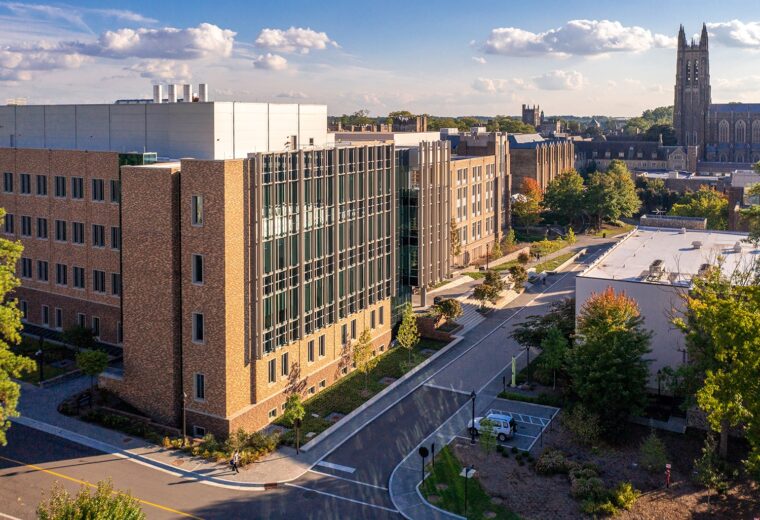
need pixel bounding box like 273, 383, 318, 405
0, 454, 204, 520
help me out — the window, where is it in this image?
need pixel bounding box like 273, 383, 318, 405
36, 217, 48, 239
91, 179, 104, 201
72, 222, 84, 244
736, 120, 747, 144
319, 379, 326, 389
56, 263, 67, 285
371, 310, 376, 329
191, 195, 203, 226
91, 316, 100, 337
319, 335, 325, 357
37, 260, 48, 282
341, 324, 348, 344
194, 373, 205, 400
71, 177, 84, 199
3, 172, 12, 193
20, 300, 27, 320
55, 220, 67, 241
110, 227, 120, 250
308, 386, 315, 395
191, 254, 203, 284
55, 308, 62, 329
351, 319, 356, 339
192, 313, 204, 343
281, 352, 289, 376
193, 425, 206, 437
111, 273, 121, 296
308, 340, 315, 363
268, 359, 276, 383
36, 175, 47, 196
93, 270, 106, 293
54, 176, 66, 198
379, 307, 384, 325
21, 216, 31, 237
117, 321, 123, 343
4, 213, 13, 234
92, 224, 105, 247
268, 409, 277, 419
110, 180, 120, 203
719, 120, 730, 143
21, 258, 32, 278
20, 173, 30, 194
41, 305, 49, 326
73, 266, 85, 289
77, 313, 86, 327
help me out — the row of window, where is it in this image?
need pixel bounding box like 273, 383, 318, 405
19, 300, 121, 342
3, 215, 120, 249
2, 173, 120, 202
20, 258, 120, 295
717, 119, 760, 144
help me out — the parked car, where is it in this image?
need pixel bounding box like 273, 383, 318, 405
467, 412, 516, 442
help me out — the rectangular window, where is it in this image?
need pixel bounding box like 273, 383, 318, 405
21, 216, 31, 237
55, 220, 67, 241
4, 214, 13, 234
71, 177, 84, 199
268, 359, 276, 383
77, 313, 86, 327
73, 266, 85, 289
351, 319, 357, 340
192, 312, 204, 343
268, 409, 276, 419
319, 379, 326, 389
110, 227, 120, 250
92, 224, 105, 247
307, 340, 315, 363
379, 307, 384, 325
37, 260, 48, 282
72, 222, 84, 244
56, 263, 67, 285
371, 310, 376, 329
41, 305, 49, 326
117, 321, 123, 343
20, 300, 27, 320
111, 273, 121, 296
341, 324, 348, 345
55, 307, 62, 329
3, 172, 12, 193
21, 258, 32, 279
319, 335, 325, 357
191, 195, 203, 226
36, 217, 48, 239
281, 352, 289, 376
91, 316, 100, 337
91, 179, 104, 201
36, 175, 47, 196
110, 180, 120, 203
54, 176, 66, 198
20, 173, 30, 194
194, 373, 205, 400
191, 254, 203, 284
193, 425, 206, 437
93, 270, 106, 293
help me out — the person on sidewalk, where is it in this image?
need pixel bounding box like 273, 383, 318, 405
230, 450, 240, 474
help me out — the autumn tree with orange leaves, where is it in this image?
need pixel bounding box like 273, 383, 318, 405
568, 287, 652, 436
512, 178, 543, 233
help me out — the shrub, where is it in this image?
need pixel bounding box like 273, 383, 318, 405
571, 476, 606, 501
496, 444, 505, 454
639, 431, 668, 473
517, 252, 530, 265
37, 480, 145, 520
582, 499, 618, 516
501, 450, 509, 458
612, 481, 640, 511
511, 446, 518, 454
562, 405, 601, 446
198, 433, 220, 453
535, 448, 568, 475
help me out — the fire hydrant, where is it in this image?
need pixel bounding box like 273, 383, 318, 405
665, 463, 671, 488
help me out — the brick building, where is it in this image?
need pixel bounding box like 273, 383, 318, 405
508, 134, 574, 192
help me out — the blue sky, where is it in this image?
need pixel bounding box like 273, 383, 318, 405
1, 0, 759, 116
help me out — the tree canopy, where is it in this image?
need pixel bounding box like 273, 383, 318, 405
584, 160, 640, 229
512, 178, 543, 232
487, 116, 536, 134
512, 298, 576, 349
669, 186, 728, 230
543, 170, 585, 224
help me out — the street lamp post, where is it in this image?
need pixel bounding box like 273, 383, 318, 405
182, 392, 188, 443
470, 390, 476, 444
460, 465, 476, 517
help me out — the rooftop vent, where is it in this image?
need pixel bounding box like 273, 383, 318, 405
649, 259, 664, 273
152, 84, 163, 104
692, 241, 702, 249
734, 241, 743, 253
198, 83, 209, 102
680, 227, 687, 234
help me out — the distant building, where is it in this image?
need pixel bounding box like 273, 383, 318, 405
576, 226, 753, 386
574, 139, 698, 172
727, 168, 760, 231
521, 104, 541, 129
508, 134, 574, 192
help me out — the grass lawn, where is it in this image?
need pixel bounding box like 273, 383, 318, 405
420, 445, 519, 520
429, 278, 454, 290
534, 252, 576, 273
465, 271, 485, 280
590, 222, 635, 238
278, 338, 448, 444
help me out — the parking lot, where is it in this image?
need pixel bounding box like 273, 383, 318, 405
457, 397, 560, 452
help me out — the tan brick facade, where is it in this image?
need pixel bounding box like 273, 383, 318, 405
511, 139, 574, 192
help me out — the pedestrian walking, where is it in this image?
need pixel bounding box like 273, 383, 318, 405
230, 450, 240, 474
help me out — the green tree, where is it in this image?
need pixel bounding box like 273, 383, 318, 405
643, 124, 677, 145
512, 298, 576, 349
565, 227, 576, 245
540, 326, 568, 389
669, 186, 728, 230
61, 325, 96, 352
472, 283, 499, 309
693, 434, 729, 508
543, 170, 585, 224
339, 109, 374, 127
434, 299, 463, 322
449, 219, 462, 257
479, 419, 497, 454
489, 116, 535, 134
37, 480, 145, 520
396, 302, 419, 363
636, 177, 681, 214
512, 178, 543, 232
739, 183, 760, 246
282, 393, 306, 453
508, 265, 528, 290
490, 239, 502, 259
483, 270, 505, 293
584, 161, 640, 229
76, 349, 109, 399
0, 208, 35, 446
353, 328, 377, 392
639, 431, 668, 473
568, 288, 652, 436
501, 228, 516, 251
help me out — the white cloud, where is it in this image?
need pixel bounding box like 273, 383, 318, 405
483, 19, 675, 57
255, 27, 337, 54
472, 77, 511, 93
0, 2, 156, 33
533, 70, 584, 90
706, 20, 760, 49
276, 90, 308, 98
253, 53, 288, 70
472, 56, 486, 64
126, 59, 191, 82
0, 45, 85, 81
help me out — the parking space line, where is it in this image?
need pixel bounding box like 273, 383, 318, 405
307, 469, 389, 491
423, 383, 472, 396
284, 482, 398, 514
315, 460, 356, 474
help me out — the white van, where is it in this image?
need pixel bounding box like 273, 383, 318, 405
467, 412, 516, 442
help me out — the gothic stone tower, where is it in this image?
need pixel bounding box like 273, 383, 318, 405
674, 24, 711, 157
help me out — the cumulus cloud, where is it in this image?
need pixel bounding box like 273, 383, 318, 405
472, 56, 487, 64
472, 77, 513, 93
125, 59, 191, 82
706, 20, 760, 49
482, 19, 675, 57
253, 53, 288, 70
0, 45, 85, 81
255, 27, 337, 54
533, 70, 584, 90
276, 90, 308, 98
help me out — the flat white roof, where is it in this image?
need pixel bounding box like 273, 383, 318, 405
579, 226, 755, 286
